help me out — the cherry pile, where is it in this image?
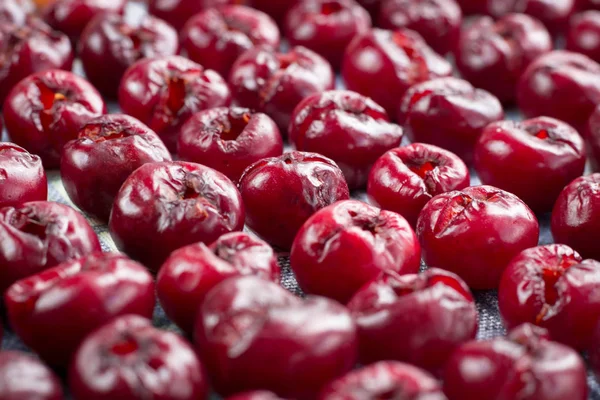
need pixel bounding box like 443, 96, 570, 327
1, 0, 600, 399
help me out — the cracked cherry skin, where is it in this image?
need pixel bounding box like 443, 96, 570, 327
70, 315, 209, 400
368, 143, 469, 228
61, 114, 172, 221
0, 143, 47, 209
567, 11, 600, 63
342, 28, 452, 117
109, 161, 244, 271
178, 107, 283, 183
475, 117, 586, 213
417, 185, 539, 290
194, 276, 358, 398
0, 201, 101, 294
119, 55, 231, 152
289, 90, 403, 189
284, 0, 372, 68
455, 14, 552, 104
291, 200, 421, 303
5, 252, 155, 367
157, 232, 280, 335
551, 174, 600, 261
0, 351, 64, 400
181, 5, 280, 79
239, 151, 349, 250
3, 69, 106, 169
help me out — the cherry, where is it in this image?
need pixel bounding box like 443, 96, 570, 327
0, 0, 35, 25
194, 276, 358, 397
157, 232, 280, 334
3, 69, 106, 169
417, 185, 539, 289
178, 107, 283, 183
0, 201, 101, 294
226, 392, 284, 400
148, 0, 236, 31
109, 161, 245, 271
342, 28, 452, 116
0, 143, 47, 209
238, 151, 349, 250
69, 315, 209, 400
251, 0, 298, 23
586, 105, 600, 170
119, 55, 231, 152
579, 0, 600, 9
357, 0, 381, 17
0, 351, 63, 400
291, 200, 421, 303
567, 11, 600, 63
475, 117, 586, 213
368, 143, 470, 227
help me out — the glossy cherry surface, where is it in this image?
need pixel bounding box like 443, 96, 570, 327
148, 0, 234, 30
0, 0, 34, 25
226, 392, 284, 400
586, 106, 600, 170
567, 11, 600, 63
0, 143, 47, 209
0, 351, 64, 400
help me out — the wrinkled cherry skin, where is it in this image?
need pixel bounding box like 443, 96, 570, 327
455, 14, 552, 103
229, 45, 334, 132
551, 174, 600, 261
567, 11, 600, 63
109, 161, 245, 271
444, 324, 588, 400
367, 143, 470, 227
398, 78, 504, 164
284, 0, 372, 68
289, 90, 403, 189
61, 114, 171, 221
0, 351, 64, 400
518, 50, 600, 133
181, 5, 280, 78
70, 315, 209, 400
291, 200, 421, 303
0, 143, 47, 208
194, 276, 358, 398
475, 117, 586, 213
0, 0, 35, 25
0, 201, 101, 294
318, 361, 447, 400
178, 107, 283, 183
119, 55, 231, 152
342, 28, 452, 117
226, 392, 284, 400
79, 12, 178, 98
586, 106, 600, 169
0, 17, 73, 105
157, 232, 280, 334
417, 186, 540, 289
5, 252, 155, 367
3, 69, 106, 169
379, 0, 462, 55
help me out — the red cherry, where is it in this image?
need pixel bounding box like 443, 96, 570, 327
0, 351, 63, 400
0, 143, 47, 208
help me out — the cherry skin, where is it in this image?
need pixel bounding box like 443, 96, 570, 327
251, 0, 298, 23
70, 315, 209, 400
379, 0, 462, 55
551, 174, 600, 261
157, 232, 280, 335
226, 392, 284, 400
368, 143, 470, 227
342, 28, 452, 117
567, 11, 600, 63
178, 107, 283, 183
589, 321, 600, 381
0, 351, 64, 400
284, 0, 372, 68
238, 151, 349, 250
3, 69, 106, 169
444, 323, 588, 400
0, 143, 47, 209
229, 45, 334, 131
148, 0, 236, 31
318, 361, 447, 400
579, 0, 600, 10
455, 14, 552, 103
417, 185, 540, 289
291, 200, 421, 303
119, 55, 231, 152
181, 5, 280, 78
0, 0, 35, 25
357, 0, 381, 18
475, 117, 586, 213
194, 276, 358, 398
0, 201, 101, 294
109, 161, 245, 271
5, 252, 155, 367
586, 105, 600, 170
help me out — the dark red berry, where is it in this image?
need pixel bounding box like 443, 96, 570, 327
148, 0, 235, 31
0, 143, 47, 208
586, 106, 600, 170
0, 351, 63, 400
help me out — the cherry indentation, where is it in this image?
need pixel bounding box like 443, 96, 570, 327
321, 1, 343, 15
111, 336, 139, 355
535, 129, 550, 139
409, 161, 436, 179
278, 53, 297, 69
20, 218, 48, 240
218, 112, 251, 141
166, 76, 187, 116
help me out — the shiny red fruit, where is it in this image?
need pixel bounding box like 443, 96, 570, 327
291, 200, 421, 303
239, 151, 349, 250
251, 0, 298, 23
148, 0, 234, 30
0, 143, 47, 208
3, 69, 106, 168
567, 11, 600, 63
178, 107, 283, 183
226, 392, 284, 400
157, 232, 280, 334
194, 276, 358, 398
0, 0, 34, 25
0, 351, 64, 400
417, 185, 540, 289
586, 106, 600, 170
579, 0, 600, 10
